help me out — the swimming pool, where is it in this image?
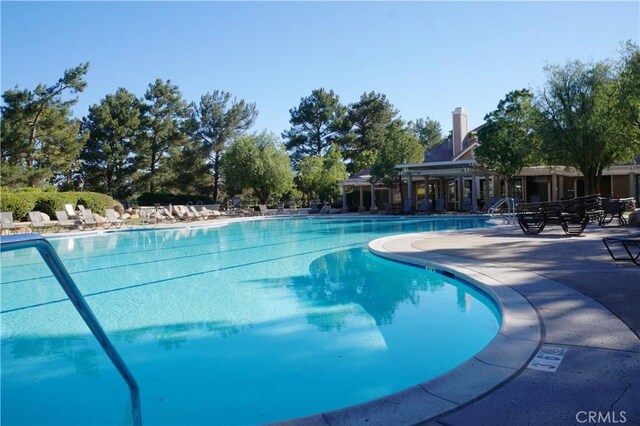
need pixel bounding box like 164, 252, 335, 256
1, 216, 500, 425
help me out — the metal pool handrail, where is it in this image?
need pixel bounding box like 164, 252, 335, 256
0, 234, 142, 426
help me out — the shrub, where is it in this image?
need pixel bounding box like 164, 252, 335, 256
0, 189, 118, 219
0, 192, 38, 221
33, 193, 78, 218
77, 192, 120, 215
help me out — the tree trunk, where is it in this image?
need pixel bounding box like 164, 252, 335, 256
212, 151, 221, 204
398, 174, 404, 212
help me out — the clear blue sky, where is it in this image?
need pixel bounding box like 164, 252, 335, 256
2, 1, 638, 136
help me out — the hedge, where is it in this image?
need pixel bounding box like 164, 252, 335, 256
0, 190, 119, 220
0, 193, 39, 221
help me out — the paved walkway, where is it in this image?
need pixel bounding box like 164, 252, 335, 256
380, 224, 640, 426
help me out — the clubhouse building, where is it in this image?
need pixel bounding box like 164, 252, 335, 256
339, 107, 640, 213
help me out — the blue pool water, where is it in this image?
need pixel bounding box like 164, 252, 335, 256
1, 216, 500, 425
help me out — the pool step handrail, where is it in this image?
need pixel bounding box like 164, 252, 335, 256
0, 234, 142, 426
488, 197, 516, 224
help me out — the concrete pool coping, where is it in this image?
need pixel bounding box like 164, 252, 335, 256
279, 224, 640, 426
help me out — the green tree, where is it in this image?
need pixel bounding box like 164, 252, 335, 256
342, 91, 400, 174
408, 117, 443, 150
1, 63, 89, 187
161, 139, 213, 197
298, 145, 347, 203
537, 60, 637, 194
137, 79, 191, 194
475, 89, 539, 195
80, 88, 142, 199
283, 88, 348, 169
616, 41, 640, 144
371, 122, 424, 188
222, 132, 293, 204
189, 91, 257, 203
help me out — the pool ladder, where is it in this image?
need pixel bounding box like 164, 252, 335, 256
0, 234, 142, 426
488, 197, 517, 224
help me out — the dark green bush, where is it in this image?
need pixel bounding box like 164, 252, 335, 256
0, 189, 118, 219
136, 192, 214, 206
77, 192, 120, 215
33, 193, 78, 218
0, 192, 39, 221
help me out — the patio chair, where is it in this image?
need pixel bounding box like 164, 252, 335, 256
318, 203, 331, 215
28, 211, 59, 233
173, 205, 199, 221
196, 205, 220, 219
139, 207, 158, 225
64, 203, 79, 220
105, 208, 127, 229
258, 204, 269, 216
435, 198, 446, 213
186, 205, 205, 220
54, 210, 80, 231
416, 198, 430, 215
599, 197, 630, 227
81, 209, 99, 230
603, 237, 640, 265
276, 203, 285, 215
289, 202, 300, 215
1, 212, 31, 235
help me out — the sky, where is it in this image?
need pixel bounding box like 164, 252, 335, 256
2, 1, 639, 137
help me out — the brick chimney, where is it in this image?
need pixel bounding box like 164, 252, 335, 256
452, 107, 468, 158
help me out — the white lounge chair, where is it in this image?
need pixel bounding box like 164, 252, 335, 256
81, 209, 99, 230
28, 211, 59, 233
318, 203, 331, 215
1, 212, 31, 235
173, 205, 199, 221
55, 210, 80, 231
105, 208, 127, 229
64, 203, 79, 220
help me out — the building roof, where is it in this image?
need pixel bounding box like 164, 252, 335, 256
423, 140, 453, 163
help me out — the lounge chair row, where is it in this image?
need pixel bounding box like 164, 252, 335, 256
515, 195, 637, 236
515, 194, 603, 236
0, 205, 127, 235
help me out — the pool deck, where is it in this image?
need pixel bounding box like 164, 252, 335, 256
284, 222, 640, 426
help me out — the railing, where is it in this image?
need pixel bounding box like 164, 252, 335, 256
488, 197, 516, 224
0, 234, 142, 426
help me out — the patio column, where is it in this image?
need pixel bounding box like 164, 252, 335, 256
359, 186, 364, 212
630, 173, 637, 199
551, 174, 558, 201
406, 173, 413, 212
370, 184, 376, 212
484, 174, 490, 204
424, 176, 430, 209
341, 186, 347, 213
458, 177, 464, 210
493, 176, 501, 198
471, 176, 478, 213
559, 175, 564, 200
